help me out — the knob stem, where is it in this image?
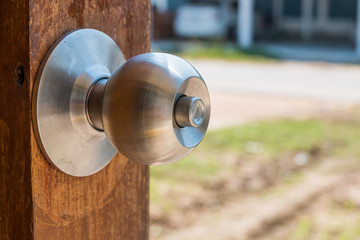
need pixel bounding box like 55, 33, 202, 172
87, 78, 107, 131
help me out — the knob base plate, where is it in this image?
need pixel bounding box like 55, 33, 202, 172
32, 29, 125, 176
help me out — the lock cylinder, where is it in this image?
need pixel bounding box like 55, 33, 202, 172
174, 96, 206, 128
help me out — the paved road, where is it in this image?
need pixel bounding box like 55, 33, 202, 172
188, 60, 360, 129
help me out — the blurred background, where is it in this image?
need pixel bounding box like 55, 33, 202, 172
150, 1, 360, 239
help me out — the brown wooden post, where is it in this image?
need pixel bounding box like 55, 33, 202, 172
0, 0, 150, 239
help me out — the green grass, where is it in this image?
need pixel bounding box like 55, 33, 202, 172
151, 154, 220, 180
172, 43, 277, 62
151, 117, 360, 181
206, 118, 360, 158
150, 117, 360, 208
204, 119, 326, 156
302, 214, 360, 240
336, 219, 360, 240
288, 205, 360, 240
151, 119, 327, 182
291, 216, 312, 240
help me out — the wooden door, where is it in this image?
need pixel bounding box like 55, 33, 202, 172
0, 1, 150, 239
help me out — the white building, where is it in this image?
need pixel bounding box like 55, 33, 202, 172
239, 0, 360, 53
153, 0, 360, 55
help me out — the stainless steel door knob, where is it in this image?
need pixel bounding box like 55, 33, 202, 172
32, 29, 210, 176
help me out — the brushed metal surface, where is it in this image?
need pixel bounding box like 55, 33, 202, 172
102, 53, 210, 165
87, 78, 107, 130
32, 29, 125, 176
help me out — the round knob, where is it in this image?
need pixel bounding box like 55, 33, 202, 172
88, 53, 210, 165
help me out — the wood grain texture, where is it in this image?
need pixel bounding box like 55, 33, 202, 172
0, 1, 33, 239
29, 0, 151, 239
1, 0, 151, 239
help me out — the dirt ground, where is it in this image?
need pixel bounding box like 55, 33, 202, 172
153, 160, 354, 240
151, 144, 360, 240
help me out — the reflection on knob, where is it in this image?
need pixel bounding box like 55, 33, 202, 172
87, 53, 210, 165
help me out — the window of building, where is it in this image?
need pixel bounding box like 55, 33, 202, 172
255, 0, 272, 12
283, 0, 302, 17
329, 0, 356, 19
